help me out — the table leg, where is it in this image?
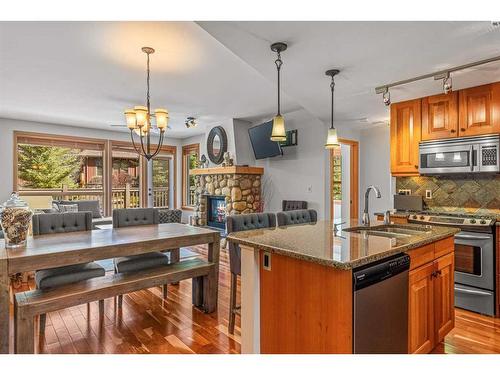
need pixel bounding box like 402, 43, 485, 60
0, 249, 10, 354
192, 276, 204, 307
15, 311, 34, 354
203, 237, 220, 313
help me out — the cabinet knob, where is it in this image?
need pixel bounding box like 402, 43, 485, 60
414, 165, 419, 169
460, 128, 466, 132
450, 129, 456, 133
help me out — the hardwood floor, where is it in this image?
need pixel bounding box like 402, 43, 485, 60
9, 245, 500, 354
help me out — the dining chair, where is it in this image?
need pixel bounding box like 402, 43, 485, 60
225, 212, 276, 334
112, 208, 170, 307
282, 200, 308, 211
31, 211, 106, 335
276, 209, 318, 227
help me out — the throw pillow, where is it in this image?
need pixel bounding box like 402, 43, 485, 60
58, 204, 78, 213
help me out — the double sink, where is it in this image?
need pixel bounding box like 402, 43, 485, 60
344, 225, 432, 239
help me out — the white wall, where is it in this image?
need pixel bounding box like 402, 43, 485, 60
358, 124, 394, 219
233, 109, 361, 220
0, 118, 183, 209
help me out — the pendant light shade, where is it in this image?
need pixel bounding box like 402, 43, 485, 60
325, 69, 340, 149
271, 114, 286, 142
325, 127, 339, 149
270, 42, 287, 142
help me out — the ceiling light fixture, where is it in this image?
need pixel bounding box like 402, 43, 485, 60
375, 54, 500, 104
325, 69, 340, 149
270, 42, 287, 142
382, 87, 391, 106
124, 47, 168, 161
185, 116, 197, 129
434, 71, 452, 94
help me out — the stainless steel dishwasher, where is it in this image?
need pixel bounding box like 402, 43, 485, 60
353, 253, 410, 354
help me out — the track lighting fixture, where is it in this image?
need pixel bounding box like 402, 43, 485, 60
382, 87, 391, 106
185, 116, 197, 129
436, 72, 453, 94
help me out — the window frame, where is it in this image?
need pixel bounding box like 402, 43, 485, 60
181, 143, 200, 210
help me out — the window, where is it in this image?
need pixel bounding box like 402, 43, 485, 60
331, 145, 342, 201
111, 142, 141, 210
14, 132, 178, 216
15, 132, 106, 214
182, 144, 199, 209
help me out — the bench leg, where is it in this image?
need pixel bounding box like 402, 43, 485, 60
99, 300, 104, 319
162, 285, 168, 300
228, 273, 237, 334
117, 295, 123, 309
15, 310, 34, 354
39, 314, 47, 336
192, 276, 203, 307
170, 248, 180, 285
202, 269, 218, 313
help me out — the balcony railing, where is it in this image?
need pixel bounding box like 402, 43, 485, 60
19, 184, 169, 215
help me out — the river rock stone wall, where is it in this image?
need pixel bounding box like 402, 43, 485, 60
193, 173, 262, 226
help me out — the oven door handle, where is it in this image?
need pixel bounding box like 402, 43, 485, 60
454, 286, 492, 296
455, 234, 491, 241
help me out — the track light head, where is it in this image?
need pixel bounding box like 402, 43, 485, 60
443, 74, 452, 94
382, 88, 391, 106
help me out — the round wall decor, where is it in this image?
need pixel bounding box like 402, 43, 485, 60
207, 126, 228, 165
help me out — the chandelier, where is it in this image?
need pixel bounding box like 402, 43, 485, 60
124, 47, 169, 161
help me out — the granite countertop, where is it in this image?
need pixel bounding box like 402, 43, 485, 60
227, 220, 459, 270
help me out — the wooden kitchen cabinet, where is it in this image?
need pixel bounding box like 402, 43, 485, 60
408, 249, 455, 354
458, 83, 500, 137
421, 92, 458, 140
390, 99, 421, 176
408, 261, 435, 354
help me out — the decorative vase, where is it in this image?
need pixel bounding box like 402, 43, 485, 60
1, 192, 33, 249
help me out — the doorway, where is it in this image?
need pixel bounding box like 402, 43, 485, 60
329, 138, 359, 224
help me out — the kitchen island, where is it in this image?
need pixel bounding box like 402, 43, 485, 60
227, 220, 459, 354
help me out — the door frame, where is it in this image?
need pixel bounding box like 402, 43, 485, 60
329, 138, 359, 222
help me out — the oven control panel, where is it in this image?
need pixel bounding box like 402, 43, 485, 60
409, 214, 494, 227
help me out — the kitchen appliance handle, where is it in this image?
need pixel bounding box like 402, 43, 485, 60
454, 286, 492, 296
470, 144, 474, 172
455, 234, 492, 241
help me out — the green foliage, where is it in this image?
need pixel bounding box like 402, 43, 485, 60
18, 145, 82, 189
152, 158, 169, 187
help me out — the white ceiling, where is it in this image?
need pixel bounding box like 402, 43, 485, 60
1, 21, 500, 137
198, 21, 500, 128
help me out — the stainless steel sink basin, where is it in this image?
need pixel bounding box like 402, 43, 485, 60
343, 225, 431, 239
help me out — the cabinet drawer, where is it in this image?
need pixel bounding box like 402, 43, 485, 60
407, 243, 434, 271
434, 237, 454, 259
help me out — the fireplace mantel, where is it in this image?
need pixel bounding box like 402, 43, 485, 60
191, 166, 264, 176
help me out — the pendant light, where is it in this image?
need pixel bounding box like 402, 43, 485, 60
325, 69, 340, 149
270, 42, 287, 142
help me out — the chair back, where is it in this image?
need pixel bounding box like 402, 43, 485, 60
157, 208, 182, 224
277, 209, 318, 227
32, 212, 93, 235
282, 200, 308, 211
112, 208, 159, 228
226, 212, 276, 276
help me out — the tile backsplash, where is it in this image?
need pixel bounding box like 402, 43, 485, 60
396, 174, 500, 216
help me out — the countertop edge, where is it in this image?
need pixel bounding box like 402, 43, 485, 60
228, 229, 459, 270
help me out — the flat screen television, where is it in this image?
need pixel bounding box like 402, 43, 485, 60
248, 121, 283, 160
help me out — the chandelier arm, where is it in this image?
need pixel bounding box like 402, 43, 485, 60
138, 127, 150, 159
150, 131, 165, 159
130, 130, 145, 157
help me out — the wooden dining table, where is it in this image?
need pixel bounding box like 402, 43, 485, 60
0, 223, 220, 354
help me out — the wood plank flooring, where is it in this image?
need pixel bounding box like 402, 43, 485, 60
9, 245, 500, 354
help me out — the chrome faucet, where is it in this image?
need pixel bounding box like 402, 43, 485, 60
362, 185, 382, 226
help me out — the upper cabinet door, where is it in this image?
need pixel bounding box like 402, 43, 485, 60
421, 92, 458, 140
458, 83, 500, 137
390, 99, 421, 176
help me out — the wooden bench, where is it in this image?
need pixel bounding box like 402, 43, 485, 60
14, 258, 215, 353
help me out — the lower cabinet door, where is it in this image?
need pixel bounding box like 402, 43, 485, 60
409, 262, 435, 354
434, 253, 455, 343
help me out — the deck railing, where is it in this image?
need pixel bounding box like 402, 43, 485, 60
19, 184, 169, 215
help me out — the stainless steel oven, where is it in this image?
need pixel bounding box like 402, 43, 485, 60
454, 231, 495, 316
419, 134, 499, 175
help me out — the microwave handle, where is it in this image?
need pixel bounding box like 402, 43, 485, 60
470, 144, 474, 172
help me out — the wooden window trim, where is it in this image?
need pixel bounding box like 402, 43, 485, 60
182, 143, 200, 209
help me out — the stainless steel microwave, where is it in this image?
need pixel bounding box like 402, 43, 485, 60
419, 134, 499, 175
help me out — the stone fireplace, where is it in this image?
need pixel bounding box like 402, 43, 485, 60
191, 166, 264, 228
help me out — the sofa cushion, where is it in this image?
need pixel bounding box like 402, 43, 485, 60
35, 262, 105, 289
57, 200, 102, 218
114, 252, 170, 273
